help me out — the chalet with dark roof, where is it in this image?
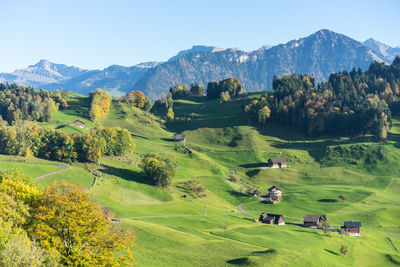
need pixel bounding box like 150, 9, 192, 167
268, 158, 288, 168
342, 221, 361, 236
259, 213, 285, 225
303, 214, 327, 228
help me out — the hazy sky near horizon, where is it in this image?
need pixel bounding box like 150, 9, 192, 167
0, 0, 399, 72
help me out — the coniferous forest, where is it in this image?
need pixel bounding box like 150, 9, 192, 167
245, 57, 400, 140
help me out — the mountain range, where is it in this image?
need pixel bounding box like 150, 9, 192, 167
363, 38, 400, 62
1, 29, 399, 100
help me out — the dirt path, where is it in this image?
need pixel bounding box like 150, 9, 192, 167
237, 200, 303, 221
237, 201, 262, 217
34, 165, 69, 179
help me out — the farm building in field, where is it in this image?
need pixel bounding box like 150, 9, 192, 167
303, 214, 327, 227
259, 213, 285, 225
69, 120, 86, 128
268, 158, 288, 168
342, 221, 361, 236
265, 186, 282, 203
175, 134, 186, 142
268, 186, 281, 198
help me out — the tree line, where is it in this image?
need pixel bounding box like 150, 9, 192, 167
119, 90, 152, 111
0, 122, 135, 163
0, 83, 68, 125
0, 169, 135, 266
245, 57, 400, 140
151, 78, 242, 120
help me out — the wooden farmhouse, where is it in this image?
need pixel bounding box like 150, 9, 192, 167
259, 213, 285, 225
69, 120, 85, 128
175, 134, 186, 142
268, 158, 288, 168
342, 221, 361, 236
303, 214, 327, 227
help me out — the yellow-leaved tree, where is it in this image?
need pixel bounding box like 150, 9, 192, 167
31, 182, 135, 266
0, 169, 56, 266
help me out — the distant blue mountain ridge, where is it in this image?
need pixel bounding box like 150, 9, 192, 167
0, 29, 398, 100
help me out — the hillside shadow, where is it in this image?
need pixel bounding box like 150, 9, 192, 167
55, 125, 66, 129
229, 190, 248, 198
65, 96, 91, 120
240, 163, 268, 168
131, 134, 150, 140
388, 132, 400, 149
227, 257, 250, 265
161, 138, 175, 142
324, 249, 339, 256
318, 199, 338, 203
99, 164, 151, 185
386, 254, 400, 265
246, 169, 261, 177
228, 135, 243, 147
257, 126, 306, 142
252, 249, 276, 255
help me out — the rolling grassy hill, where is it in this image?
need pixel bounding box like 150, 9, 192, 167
2, 93, 400, 266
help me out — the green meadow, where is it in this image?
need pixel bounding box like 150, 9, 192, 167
2, 93, 400, 266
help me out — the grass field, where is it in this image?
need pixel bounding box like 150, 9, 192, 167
5, 93, 400, 266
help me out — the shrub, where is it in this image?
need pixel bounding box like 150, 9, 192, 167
229, 174, 238, 183
140, 154, 175, 187
176, 180, 206, 198
340, 245, 349, 256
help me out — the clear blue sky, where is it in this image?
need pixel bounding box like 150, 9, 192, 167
0, 0, 399, 72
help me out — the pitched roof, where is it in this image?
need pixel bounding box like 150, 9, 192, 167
304, 214, 325, 223
268, 186, 281, 191
71, 120, 85, 126
344, 221, 361, 227
269, 158, 287, 163
260, 213, 284, 224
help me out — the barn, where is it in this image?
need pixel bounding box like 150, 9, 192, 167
303, 214, 327, 228
259, 213, 285, 225
268, 158, 288, 168
342, 221, 361, 236
69, 120, 86, 128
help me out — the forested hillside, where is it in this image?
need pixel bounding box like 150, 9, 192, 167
246, 57, 400, 139
0, 83, 68, 124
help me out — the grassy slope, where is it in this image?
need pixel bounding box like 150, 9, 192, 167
99, 99, 171, 138
37, 93, 95, 134
3, 93, 399, 266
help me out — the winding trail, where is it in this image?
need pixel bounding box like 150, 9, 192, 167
34, 165, 69, 179
238, 200, 303, 221
237, 200, 262, 217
